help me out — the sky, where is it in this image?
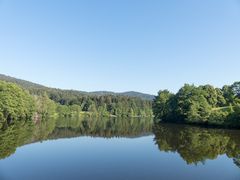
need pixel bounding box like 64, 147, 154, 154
0, 0, 240, 94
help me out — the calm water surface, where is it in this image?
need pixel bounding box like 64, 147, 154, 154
0, 117, 239, 180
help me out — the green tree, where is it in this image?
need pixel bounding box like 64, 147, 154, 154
34, 92, 56, 118
89, 103, 97, 115
0, 81, 35, 127
153, 90, 174, 121
231, 82, 240, 98
175, 84, 211, 123
199, 85, 218, 107
222, 85, 235, 105
215, 88, 227, 107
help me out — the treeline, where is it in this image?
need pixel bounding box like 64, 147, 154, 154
47, 90, 153, 117
153, 82, 240, 127
29, 86, 153, 118
19, 83, 153, 118
0, 80, 152, 128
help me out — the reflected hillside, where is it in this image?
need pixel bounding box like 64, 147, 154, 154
50, 116, 153, 139
153, 123, 240, 165
2, 117, 240, 170
0, 117, 153, 159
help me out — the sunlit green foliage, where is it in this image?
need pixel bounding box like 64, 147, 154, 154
2, 80, 153, 118
0, 79, 152, 131
56, 104, 81, 118
153, 82, 240, 127
34, 92, 56, 119
26, 85, 153, 118
0, 81, 35, 128
231, 82, 240, 98
153, 90, 175, 121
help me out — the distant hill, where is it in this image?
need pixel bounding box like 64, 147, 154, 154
91, 91, 154, 100
0, 74, 46, 89
0, 74, 155, 100
120, 91, 155, 101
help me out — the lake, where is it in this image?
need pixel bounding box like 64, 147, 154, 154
0, 117, 239, 180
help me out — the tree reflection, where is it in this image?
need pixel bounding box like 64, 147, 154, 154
0, 121, 34, 159
153, 123, 240, 167
0, 116, 153, 159
1, 117, 240, 170
233, 156, 240, 168
50, 116, 153, 139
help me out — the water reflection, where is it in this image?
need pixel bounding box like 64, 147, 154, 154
0, 121, 34, 159
153, 123, 240, 167
0, 117, 240, 170
234, 156, 240, 168
51, 116, 153, 139
0, 116, 153, 159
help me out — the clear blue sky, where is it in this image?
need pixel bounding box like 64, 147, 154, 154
0, 0, 240, 94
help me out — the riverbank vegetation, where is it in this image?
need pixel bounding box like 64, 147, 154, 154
1, 74, 240, 129
153, 82, 240, 127
0, 80, 153, 128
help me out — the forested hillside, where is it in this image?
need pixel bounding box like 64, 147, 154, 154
0, 74, 154, 100
90, 91, 154, 100
0, 75, 153, 128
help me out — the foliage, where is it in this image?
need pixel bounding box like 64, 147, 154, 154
175, 84, 211, 123
153, 82, 240, 127
0, 76, 153, 129
0, 75, 153, 118
56, 104, 82, 118
34, 92, 56, 119
46, 91, 153, 117
153, 90, 175, 121
231, 82, 240, 98
0, 81, 35, 127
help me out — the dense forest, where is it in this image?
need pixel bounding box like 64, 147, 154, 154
153, 82, 240, 127
0, 78, 153, 128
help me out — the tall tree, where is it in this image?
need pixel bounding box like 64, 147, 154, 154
153, 90, 174, 121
